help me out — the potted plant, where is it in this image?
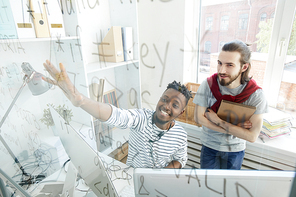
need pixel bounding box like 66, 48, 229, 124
40, 104, 73, 135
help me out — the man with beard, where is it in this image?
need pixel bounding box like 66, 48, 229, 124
193, 40, 268, 169
42, 60, 191, 169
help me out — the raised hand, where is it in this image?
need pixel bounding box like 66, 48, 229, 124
42, 60, 84, 107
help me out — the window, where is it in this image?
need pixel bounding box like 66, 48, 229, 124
204, 41, 211, 53
138, 0, 296, 181
197, 0, 296, 130
260, 13, 267, 21
267, 11, 296, 113
221, 15, 229, 30
136, 0, 296, 195
198, 1, 296, 112
198, 0, 296, 120
206, 16, 213, 30
239, 13, 249, 29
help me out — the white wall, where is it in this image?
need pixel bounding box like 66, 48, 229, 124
138, 0, 199, 109
183, 0, 200, 83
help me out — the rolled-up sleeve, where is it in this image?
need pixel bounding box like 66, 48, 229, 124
172, 140, 188, 168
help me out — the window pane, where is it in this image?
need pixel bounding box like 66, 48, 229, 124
198, 0, 296, 176
204, 41, 211, 53
277, 12, 296, 118
206, 16, 213, 30
199, 0, 278, 86
239, 13, 249, 29
221, 15, 230, 30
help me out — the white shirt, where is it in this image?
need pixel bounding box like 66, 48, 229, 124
104, 105, 188, 168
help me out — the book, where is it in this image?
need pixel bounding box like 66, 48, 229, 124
29, 0, 50, 38
262, 121, 291, 131
99, 26, 124, 63
263, 107, 293, 126
217, 100, 256, 125
260, 107, 293, 139
261, 127, 291, 139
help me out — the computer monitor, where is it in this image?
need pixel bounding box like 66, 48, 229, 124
133, 168, 295, 197
36, 161, 77, 197
0, 168, 31, 197
50, 106, 118, 197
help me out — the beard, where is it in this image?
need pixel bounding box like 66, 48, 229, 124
219, 70, 242, 86
154, 113, 170, 125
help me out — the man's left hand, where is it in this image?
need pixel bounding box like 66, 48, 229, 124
205, 108, 220, 125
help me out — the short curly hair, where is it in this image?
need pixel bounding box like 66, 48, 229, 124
166, 81, 192, 105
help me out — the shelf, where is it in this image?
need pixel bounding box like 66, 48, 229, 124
3, 36, 79, 43
1, 0, 140, 193
86, 60, 139, 74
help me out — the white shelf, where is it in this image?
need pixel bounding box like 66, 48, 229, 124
86, 60, 139, 74
2, 0, 140, 193
2, 36, 79, 43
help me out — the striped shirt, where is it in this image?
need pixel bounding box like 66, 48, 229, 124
104, 105, 188, 168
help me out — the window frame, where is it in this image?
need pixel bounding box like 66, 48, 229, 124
238, 13, 249, 29
204, 41, 212, 53
206, 16, 213, 30
263, 0, 296, 107
195, 0, 296, 194
220, 15, 230, 30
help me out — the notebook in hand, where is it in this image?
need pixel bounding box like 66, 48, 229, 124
217, 100, 256, 125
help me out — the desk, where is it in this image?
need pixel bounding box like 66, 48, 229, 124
179, 122, 296, 171
22, 118, 134, 197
